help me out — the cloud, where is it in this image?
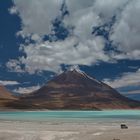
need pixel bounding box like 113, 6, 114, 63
9, 6, 18, 14
6, 59, 24, 73
9, 0, 140, 73
0, 80, 20, 86
64, 0, 128, 40
17, 36, 109, 73
103, 69, 140, 88
122, 90, 140, 95
13, 85, 41, 94
11, 0, 63, 36
93, 0, 129, 19
110, 0, 140, 60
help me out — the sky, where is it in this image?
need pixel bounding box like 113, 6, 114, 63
0, 0, 140, 100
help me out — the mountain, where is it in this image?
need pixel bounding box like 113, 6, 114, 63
7, 68, 140, 110
0, 85, 17, 109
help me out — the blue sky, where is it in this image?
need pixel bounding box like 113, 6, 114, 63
0, 0, 140, 100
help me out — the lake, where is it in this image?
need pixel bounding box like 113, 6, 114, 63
0, 110, 140, 122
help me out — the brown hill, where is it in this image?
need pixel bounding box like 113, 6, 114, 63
8, 69, 140, 110
0, 85, 17, 109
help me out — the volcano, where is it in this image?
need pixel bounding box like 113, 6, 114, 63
8, 69, 140, 110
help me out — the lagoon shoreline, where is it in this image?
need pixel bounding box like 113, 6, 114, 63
0, 110, 140, 140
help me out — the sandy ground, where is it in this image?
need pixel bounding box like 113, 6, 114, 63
0, 120, 140, 140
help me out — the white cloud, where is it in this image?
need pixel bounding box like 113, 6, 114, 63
66, 9, 100, 40
103, 69, 140, 88
0, 80, 20, 86
9, 0, 140, 73
6, 59, 24, 73
13, 85, 41, 94
110, 0, 140, 59
122, 90, 140, 95
12, 0, 63, 36
19, 36, 109, 73
9, 6, 18, 14
93, 0, 129, 21
64, 1, 99, 40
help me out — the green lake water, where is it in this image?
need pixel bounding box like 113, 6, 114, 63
0, 110, 140, 122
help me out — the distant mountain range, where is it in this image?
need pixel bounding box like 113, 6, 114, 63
1, 69, 140, 110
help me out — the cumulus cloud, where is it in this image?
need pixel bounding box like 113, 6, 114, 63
93, 0, 129, 19
13, 85, 41, 94
8, 0, 140, 73
0, 80, 20, 86
6, 59, 24, 73
103, 69, 140, 88
11, 0, 63, 36
110, 0, 140, 60
18, 36, 109, 73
